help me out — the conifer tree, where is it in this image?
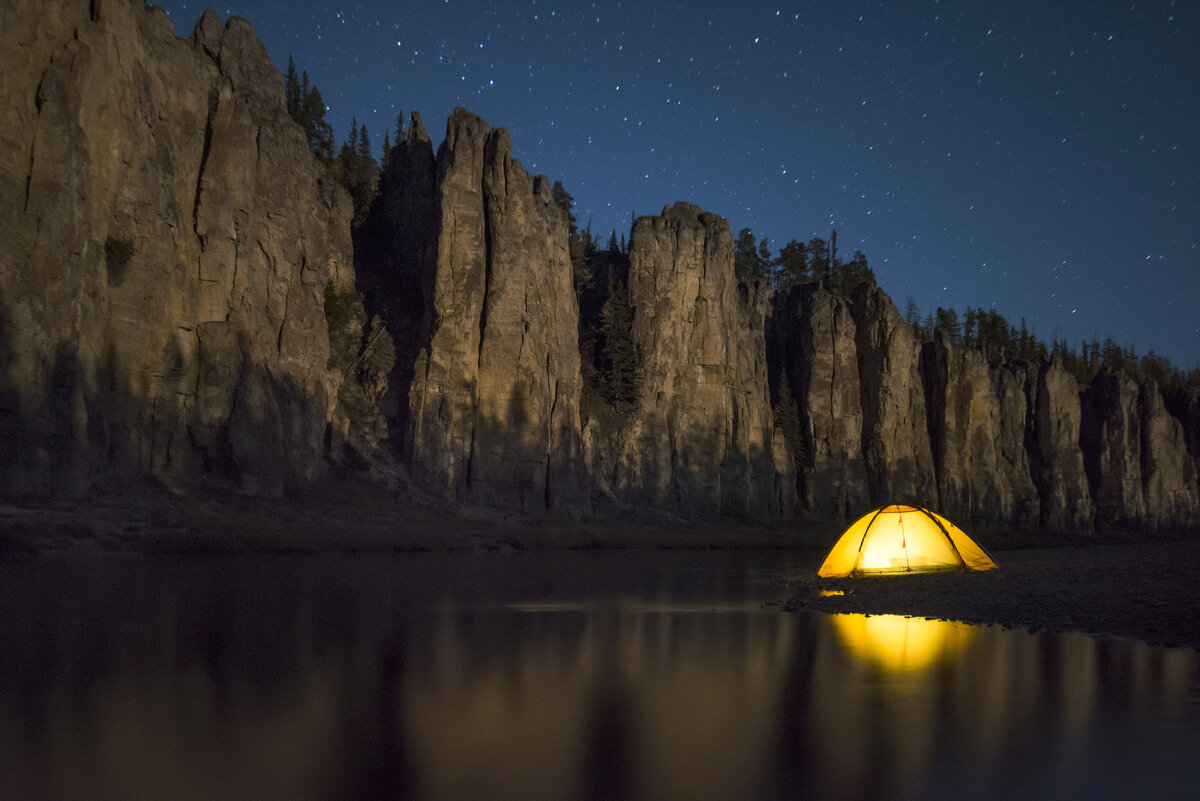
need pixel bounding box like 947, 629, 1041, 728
283, 58, 334, 161
336, 119, 378, 220
773, 239, 809, 290
808, 237, 830, 285
774, 373, 804, 465
285, 57, 301, 119
734, 228, 769, 282
551, 180, 578, 239
599, 283, 642, 405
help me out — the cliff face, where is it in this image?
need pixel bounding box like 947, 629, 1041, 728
607, 203, 791, 519
1030, 357, 1095, 531
850, 284, 937, 508
1139, 382, 1200, 527
771, 286, 1199, 534
1, 2, 1194, 531
1075, 370, 1199, 531
361, 109, 586, 513
1081, 370, 1146, 527
769, 284, 866, 519
920, 334, 1039, 531
0, 1, 351, 496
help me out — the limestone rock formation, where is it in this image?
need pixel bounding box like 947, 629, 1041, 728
1081, 369, 1147, 528
1032, 358, 1095, 532
611, 203, 791, 519
991, 360, 1041, 529
850, 283, 937, 508
1139, 381, 1200, 528
366, 108, 586, 513
1164, 384, 1200, 486
0, 1, 351, 496
920, 334, 1038, 530
355, 112, 438, 435
769, 283, 866, 519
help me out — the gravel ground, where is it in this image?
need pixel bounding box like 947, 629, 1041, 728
781, 539, 1200, 651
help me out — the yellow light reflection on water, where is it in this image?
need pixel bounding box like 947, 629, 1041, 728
831, 613, 976, 673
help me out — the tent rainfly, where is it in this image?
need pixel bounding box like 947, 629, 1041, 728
817, 505, 998, 578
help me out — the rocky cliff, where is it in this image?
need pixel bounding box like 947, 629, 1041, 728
768, 284, 866, 519
1, 1, 1194, 533
769, 284, 1198, 533
358, 109, 586, 513
850, 283, 937, 508
1139, 382, 1199, 527
1081, 370, 1147, 527
920, 333, 1039, 531
1079, 370, 1199, 530
595, 203, 790, 519
0, 0, 353, 497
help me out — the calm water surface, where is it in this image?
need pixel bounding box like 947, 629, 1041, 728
0, 551, 1196, 801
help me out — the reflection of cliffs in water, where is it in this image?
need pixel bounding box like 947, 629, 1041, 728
0, 556, 1198, 800
403, 605, 795, 801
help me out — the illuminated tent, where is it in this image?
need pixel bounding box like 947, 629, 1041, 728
817, 505, 998, 578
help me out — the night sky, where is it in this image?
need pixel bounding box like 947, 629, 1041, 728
154, 1, 1199, 368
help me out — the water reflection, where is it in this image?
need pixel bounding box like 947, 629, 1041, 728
0, 554, 1196, 801
404, 604, 794, 801
830, 613, 976, 673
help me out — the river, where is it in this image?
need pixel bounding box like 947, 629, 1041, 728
1, 551, 1196, 800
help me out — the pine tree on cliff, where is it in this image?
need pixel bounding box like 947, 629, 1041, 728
285, 57, 302, 118
774, 373, 804, 466
935, 307, 963, 346
551, 181, 578, 239
284, 57, 334, 162
337, 119, 379, 221
735, 228, 769, 282
773, 239, 810, 290
599, 283, 642, 406
808, 236, 831, 285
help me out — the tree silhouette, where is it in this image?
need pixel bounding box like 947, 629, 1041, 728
284, 57, 334, 161
774, 373, 804, 465
598, 283, 642, 406
734, 228, 769, 282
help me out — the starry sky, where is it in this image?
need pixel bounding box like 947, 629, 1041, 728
154, 1, 1199, 368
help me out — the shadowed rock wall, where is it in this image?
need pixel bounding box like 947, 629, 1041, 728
1, 2, 1193, 530
850, 283, 937, 508
0, 0, 351, 496
361, 109, 586, 513
602, 203, 791, 519
769, 284, 1197, 533
920, 332, 1039, 531
768, 284, 866, 519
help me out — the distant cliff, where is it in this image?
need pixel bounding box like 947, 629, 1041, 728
1, 1, 1196, 532
770, 283, 1197, 532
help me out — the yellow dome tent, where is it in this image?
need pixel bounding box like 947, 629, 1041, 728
817, 505, 998, 578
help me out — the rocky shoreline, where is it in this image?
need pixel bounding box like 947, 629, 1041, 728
781, 538, 1200, 652
3, 486, 1197, 653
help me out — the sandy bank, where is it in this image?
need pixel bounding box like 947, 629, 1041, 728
3, 488, 1197, 652
781, 540, 1200, 652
